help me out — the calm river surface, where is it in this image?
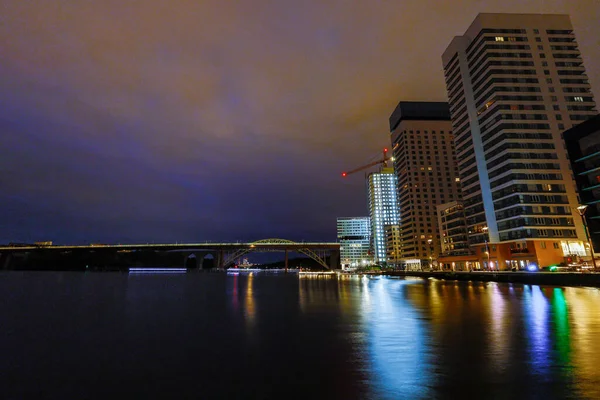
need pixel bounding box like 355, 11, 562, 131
2, 272, 600, 399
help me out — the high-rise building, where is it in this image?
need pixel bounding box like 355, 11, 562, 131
389, 101, 461, 269
337, 217, 372, 269
367, 167, 400, 264
563, 114, 600, 257
442, 13, 597, 270
385, 224, 402, 267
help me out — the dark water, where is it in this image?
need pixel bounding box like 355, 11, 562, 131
2, 272, 600, 399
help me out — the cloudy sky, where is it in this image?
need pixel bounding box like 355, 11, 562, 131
1, 0, 598, 244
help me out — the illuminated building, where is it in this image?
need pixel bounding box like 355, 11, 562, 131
367, 168, 400, 265
389, 101, 461, 269
337, 217, 372, 269
563, 114, 600, 255
442, 13, 597, 269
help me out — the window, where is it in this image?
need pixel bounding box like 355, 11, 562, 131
538, 45, 544, 50
534, 29, 540, 34
541, 242, 546, 249
495, 36, 505, 42
574, 96, 584, 102
536, 37, 542, 42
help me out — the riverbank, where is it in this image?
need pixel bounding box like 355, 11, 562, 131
384, 271, 600, 287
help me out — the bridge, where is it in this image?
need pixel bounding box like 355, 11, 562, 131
0, 239, 341, 271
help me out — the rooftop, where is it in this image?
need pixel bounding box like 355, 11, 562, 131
389, 101, 450, 132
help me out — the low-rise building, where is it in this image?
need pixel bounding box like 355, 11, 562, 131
437, 202, 478, 270
337, 217, 372, 270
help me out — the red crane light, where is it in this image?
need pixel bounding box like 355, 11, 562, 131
341, 148, 391, 178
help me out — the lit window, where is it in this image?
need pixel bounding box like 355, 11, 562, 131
495, 36, 504, 42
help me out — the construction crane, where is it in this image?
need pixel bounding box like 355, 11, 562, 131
342, 148, 392, 177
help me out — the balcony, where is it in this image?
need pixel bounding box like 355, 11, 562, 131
575, 148, 600, 163
583, 183, 600, 192
578, 163, 600, 176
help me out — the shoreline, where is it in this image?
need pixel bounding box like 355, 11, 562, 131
380, 271, 600, 287
4, 268, 600, 287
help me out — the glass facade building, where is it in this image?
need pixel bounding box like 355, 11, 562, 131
367, 168, 400, 264
337, 217, 372, 269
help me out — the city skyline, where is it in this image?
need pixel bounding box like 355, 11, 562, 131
1, 2, 599, 244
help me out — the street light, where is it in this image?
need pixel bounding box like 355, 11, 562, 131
427, 238, 434, 270
482, 226, 491, 271
577, 205, 597, 271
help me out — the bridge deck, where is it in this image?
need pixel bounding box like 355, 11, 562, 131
0, 242, 340, 252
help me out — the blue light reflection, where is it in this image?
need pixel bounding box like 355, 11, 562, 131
523, 286, 551, 378
360, 278, 432, 399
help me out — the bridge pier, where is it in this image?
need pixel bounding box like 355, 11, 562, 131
218, 250, 224, 269
329, 250, 340, 270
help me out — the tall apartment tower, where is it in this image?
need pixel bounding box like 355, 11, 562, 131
367, 167, 400, 265
442, 13, 597, 269
337, 217, 372, 269
563, 115, 600, 256
389, 102, 461, 269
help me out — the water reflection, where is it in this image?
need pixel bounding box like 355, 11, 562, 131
244, 273, 256, 328
4, 273, 600, 399
329, 277, 600, 399
525, 287, 550, 371
552, 288, 571, 366
489, 284, 509, 374
359, 278, 431, 399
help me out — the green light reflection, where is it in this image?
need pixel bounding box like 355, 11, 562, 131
552, 288, 571, 366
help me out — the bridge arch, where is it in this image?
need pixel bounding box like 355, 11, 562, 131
223, 239, 331, 269
185, 253, 197, 269
202, 253, 215, 269
185, 251, 218, 269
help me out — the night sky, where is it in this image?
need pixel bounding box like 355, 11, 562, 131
1, 1, 599, 244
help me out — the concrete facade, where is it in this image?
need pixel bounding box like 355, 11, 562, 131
442, 13, 597, 269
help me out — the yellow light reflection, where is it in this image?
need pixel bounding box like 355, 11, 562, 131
244, 273, 255, 327
489, 284, 509, 372
561, 287, 600, 396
